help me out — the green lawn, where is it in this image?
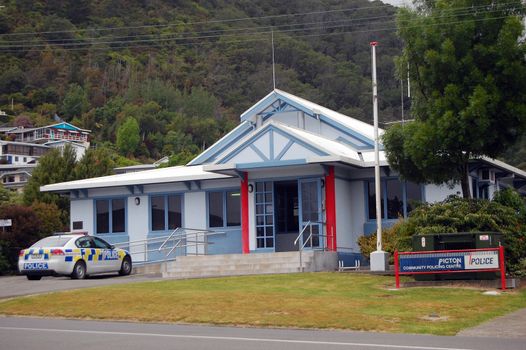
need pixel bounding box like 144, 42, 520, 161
1, 273, 524, 335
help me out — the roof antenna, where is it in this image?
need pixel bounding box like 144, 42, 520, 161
272, 28, 276, 90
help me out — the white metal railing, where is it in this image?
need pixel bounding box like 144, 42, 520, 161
293, 221, 327, 272
112, 227, 225, 265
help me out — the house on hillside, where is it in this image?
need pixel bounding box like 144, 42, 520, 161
0, 140, 49, 165
40, 90, 526, 266
0, 122, 91, 192
6, 122, 90, 148
0, 170, 32, 192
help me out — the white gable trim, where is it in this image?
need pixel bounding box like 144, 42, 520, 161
216, 123, 329, 165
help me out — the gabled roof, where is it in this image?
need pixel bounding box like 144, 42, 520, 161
40, 165, 231, 192
240, 89, 380, 146
0, 140, 50, 148
188, 121, 254, 165
214, 121, 363, 165
190, 89, 382, 166
0, 170, 32, 178
203, 121, 387, 174
7, 122, 91, 134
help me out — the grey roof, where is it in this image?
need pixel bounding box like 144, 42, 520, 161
40, 165, 231, 192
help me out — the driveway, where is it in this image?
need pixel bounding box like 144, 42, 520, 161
0, 274, 163, 299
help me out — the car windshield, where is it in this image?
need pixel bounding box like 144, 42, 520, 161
30, 236, 73, 248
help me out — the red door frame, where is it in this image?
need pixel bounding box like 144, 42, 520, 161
325, 166, 337, 251
241, 172, 250, 254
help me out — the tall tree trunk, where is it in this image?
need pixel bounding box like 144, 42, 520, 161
460, 161, 471, 199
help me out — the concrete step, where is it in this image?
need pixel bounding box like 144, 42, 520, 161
167, 257, 311, 267
160, 251, 337, 279
166, 262, 306, 273
177, 252, 313, 262
163, 268, 302, 279
165, 272, 298, 278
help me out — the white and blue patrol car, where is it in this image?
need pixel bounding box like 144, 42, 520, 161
18, 233, 132, 280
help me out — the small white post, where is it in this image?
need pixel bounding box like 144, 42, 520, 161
369, 41, 389, 272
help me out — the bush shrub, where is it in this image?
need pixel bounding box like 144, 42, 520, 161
358, 192, 526, 276
0, 203, 63, 274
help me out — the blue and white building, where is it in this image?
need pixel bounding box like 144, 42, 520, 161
41, 89, 526, 266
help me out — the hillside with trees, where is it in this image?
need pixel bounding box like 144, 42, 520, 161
0, 0, 405, 163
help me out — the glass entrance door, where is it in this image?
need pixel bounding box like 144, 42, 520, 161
255, 181, 274, 250
299, 179, 323, 249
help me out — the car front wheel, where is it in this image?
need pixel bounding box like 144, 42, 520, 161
71, 261, 87, 279
119, 256, 132, 276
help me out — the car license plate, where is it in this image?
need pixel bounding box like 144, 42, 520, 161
31, 254, 42, 259
23, 263, 48, 270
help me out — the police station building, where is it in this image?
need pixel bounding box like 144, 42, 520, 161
41, 89, 526, 271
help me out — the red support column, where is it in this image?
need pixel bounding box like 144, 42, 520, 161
325, 166, 337, 252
394, 250, 400, 289
241, 172, 250, 254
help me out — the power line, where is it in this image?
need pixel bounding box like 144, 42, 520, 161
0, 3, 520, 50
0, 3, 400, 37
1, 2, 517, 46
0, 14, 514, 54
0, 0, 520, 41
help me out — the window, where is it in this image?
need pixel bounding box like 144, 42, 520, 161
150, 194, 182, 231
76, 237, 94, 248
207, 190, 241, 228
31, 236, 71, 248
367, 181, 384, 220
95, 199, 126, 234
386, 179, 403, 219
366, 180, 422, 220
93, 237, 112, 249
406, 182, 422, 213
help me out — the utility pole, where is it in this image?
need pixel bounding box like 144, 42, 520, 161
369, 41, 388, 272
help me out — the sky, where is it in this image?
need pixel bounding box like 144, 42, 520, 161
380, 0, 412, 7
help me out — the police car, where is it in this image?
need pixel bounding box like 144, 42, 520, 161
18, 233, 132, 280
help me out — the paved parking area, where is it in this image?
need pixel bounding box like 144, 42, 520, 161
457, 307, 526, 339
0, 274, 163, 299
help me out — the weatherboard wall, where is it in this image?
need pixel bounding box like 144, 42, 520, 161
127, 195, 148, 262
70, 199, 94, 235
335, 178, 359, 255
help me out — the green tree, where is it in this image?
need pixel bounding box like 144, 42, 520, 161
358, 195, 526, 275
0, 204, 44, 274
30, 202, 65, 236
61, 83, 89, 120
74, 147, 116, 179
116, 117, 141, 156
0, 184, 11, 204
23, 145, 77, 225
383, 0, 526, 198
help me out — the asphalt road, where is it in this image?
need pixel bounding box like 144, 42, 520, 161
0, 317, 524, 350
0, 274, 163, 299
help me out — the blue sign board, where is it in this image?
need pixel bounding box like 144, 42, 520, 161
399, 251, 499, 273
